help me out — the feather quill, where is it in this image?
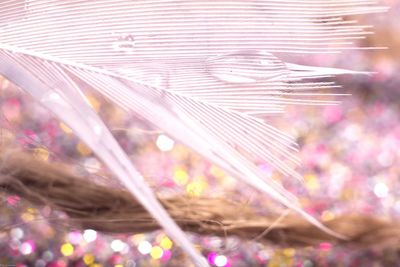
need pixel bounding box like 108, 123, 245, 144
0, 1, 385, 266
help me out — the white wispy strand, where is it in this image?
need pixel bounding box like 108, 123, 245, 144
0, 1, 386, 266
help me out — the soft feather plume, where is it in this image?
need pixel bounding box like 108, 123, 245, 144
0, 1, 385, 266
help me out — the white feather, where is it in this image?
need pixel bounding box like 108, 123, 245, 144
0, 1, 385, 266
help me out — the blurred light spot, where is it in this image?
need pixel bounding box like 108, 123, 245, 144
83, 229, 97, 243
214, 255, 228, 267
138, 241, 152, 255
83, 254, 95, 265
111, 239, 127, 252
20, 241, 34, 255
156, 134, 175, 152
150, 246, 164, 259
160, 236, 173, 250
186, 180, 207, 197
60, 243, 74, 257
343, 124, 361, 141
173, 168, 189, 186
67, 231, 82, 245
10, 228, 24, 240
304, 174, 320, 192
374, 182, 389, 198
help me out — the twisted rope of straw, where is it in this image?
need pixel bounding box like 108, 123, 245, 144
0, 149, 399, 249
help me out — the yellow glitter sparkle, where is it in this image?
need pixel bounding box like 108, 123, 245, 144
150, 246, 164, 259
186, 180, 207, 197
173, 168, 189, 186
60, 243, 74, 257
160, 236, 173, 250
83, 254, 95, 265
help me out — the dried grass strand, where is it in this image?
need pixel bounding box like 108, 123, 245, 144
0, 149, 399, 249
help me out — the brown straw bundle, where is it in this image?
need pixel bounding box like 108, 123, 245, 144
0, 148, 399, 249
